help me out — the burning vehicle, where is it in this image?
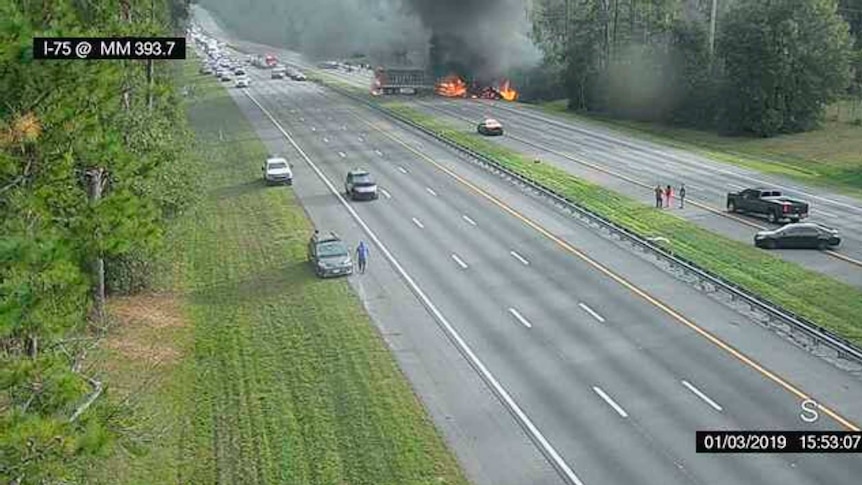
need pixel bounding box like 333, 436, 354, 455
434, 74, 518, 101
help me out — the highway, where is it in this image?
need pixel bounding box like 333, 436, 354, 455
194, 9, 862, 485
404, 97, 862, 288
227, 68, 862, 484
211, 27, 862, 288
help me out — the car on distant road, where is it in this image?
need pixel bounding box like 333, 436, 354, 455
262, 156, 293, 185
754, 223, 840, 250
308, 232, 354, 278
477, 118, 504, 136
287, 67, 307, 81
726, 188, 808, 223
199, 64, 212, 75
235, 76, 251, 88
344, 170, 379, 200
271, 66, 286, 79
233, 67, 246, 76
218, 70, 232, 82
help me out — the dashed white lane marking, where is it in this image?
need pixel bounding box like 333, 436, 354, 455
510, 250, 530, 266
310, 126, 317, 132
578, 303, 605, 323
592, 386, 629, 418
358, 136, 364, 142
245, 89, 587, 485
380, 188, 391, 199
398, 166, 408, 174
338, 151, 346, 158
323, 137, 329, 143
375, 149, 384, 156
508, 308, 533, 328
299, 117, 305, 122
451, 254, 468, 269
815, 209, 839, 219
681, 380, 724, 412
462, 214, 477, 226
341, 125, 348, 130
426, 187, 438, 197
412, 217, 425, 229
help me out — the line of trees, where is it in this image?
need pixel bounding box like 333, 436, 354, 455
529, 0, 860, 136
1, 1, 194, 483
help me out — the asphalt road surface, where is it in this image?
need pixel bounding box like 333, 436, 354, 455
404, 97, 862, 288
194, 10, 862, 485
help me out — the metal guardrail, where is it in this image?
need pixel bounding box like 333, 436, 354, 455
309, 81, 862, 371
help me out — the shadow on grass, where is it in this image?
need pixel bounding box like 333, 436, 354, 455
188, 260, 322, 307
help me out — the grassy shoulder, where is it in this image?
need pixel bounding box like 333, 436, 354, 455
83, 61, 468, 484
537, 100, 862, 198
380, 102, 862, 347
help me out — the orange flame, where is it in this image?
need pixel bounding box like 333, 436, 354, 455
436, 75, 467, 97
498, 79, 518, 102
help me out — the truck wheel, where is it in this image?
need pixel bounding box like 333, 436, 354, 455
727, 201, 736, 213
817, 241, 827, 250
765, 239, 777, 249
767, 211, 778, 224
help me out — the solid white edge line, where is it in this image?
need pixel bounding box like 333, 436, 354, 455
426, 187, 438, 197
510, 250, 530, 266
681, 380, 724, 412
380, 188, 392, 199
508, 308, 533, 328
578, 303, 605, 323
451, 253, 469, 269
398, 166, 408, 174
243, 90, 585, 485
412, 217, 425, 229
592, 386, 629, 418
462, 214, 477, 226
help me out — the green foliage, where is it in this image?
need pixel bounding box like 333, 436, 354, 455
531, 0, 857, 137
1, 1, 194, 483
720, 0, 854, 136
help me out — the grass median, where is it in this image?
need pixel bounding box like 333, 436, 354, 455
377, 102, 862, 347
84, 61, 468, 484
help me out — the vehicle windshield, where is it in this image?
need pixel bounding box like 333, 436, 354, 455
352, 174, 374, 185
268, 161, 287, 170
317, 241, 348, 258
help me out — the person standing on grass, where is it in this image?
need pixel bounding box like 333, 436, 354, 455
665, 184, 673, 208
679, 183, 687, 209
356, 240, 369, 274
655, 184, 664, 208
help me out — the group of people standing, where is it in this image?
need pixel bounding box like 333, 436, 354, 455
655, 183, 687, 209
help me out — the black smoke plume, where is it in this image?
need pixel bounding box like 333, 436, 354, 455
405, 0, 539, 80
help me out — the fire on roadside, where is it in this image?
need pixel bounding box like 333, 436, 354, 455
435, 74, 468, 97
498, 79, 518, 102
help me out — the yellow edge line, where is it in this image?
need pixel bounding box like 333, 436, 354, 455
425, 102, 862, 267
344, 104, 860, 432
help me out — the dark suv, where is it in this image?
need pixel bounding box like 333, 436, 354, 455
307, 232, 354, 277
345, 170, 379, 200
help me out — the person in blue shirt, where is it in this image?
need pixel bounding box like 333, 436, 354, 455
356, 240, 369, 273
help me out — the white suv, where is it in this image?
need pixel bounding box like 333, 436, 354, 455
262, 156, 293, 185
235, 76, 251, 88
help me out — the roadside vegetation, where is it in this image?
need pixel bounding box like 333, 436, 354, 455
1, 2, 196, 483
82, 60, 468, 484
380, 103, 862, 347
529, 0, 861, 138
537, 99, 862, 197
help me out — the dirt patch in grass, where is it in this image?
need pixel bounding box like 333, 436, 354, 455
104, 293, 186, 367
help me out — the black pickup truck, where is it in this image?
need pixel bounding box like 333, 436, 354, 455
726, 188, 809, 223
